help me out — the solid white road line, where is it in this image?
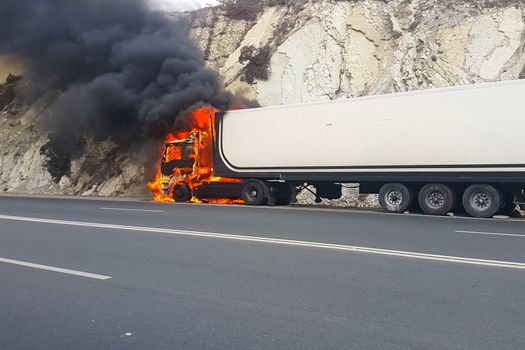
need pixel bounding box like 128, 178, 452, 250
1, 214, 525, 270
99, 207, 164, 213
0, 257, 112, 280
455, 230, 525, 238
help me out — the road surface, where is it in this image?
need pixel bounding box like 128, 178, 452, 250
1, 195, 525, 349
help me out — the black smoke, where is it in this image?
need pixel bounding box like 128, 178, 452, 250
0, 0, 233, 181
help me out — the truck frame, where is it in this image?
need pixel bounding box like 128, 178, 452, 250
161, 80, 525, 218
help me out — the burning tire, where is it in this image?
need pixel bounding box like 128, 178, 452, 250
172, 184, 192, 203
241, 180, 268, 206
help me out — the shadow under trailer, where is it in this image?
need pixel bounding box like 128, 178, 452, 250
159, 80, 525, 218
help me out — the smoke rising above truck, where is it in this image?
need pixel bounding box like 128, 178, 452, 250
0, 0, 233, 179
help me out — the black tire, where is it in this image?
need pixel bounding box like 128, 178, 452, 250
462, 184, 501, 218
172, 184, 192, 203
241, 180, 268, 206
417, 184, 455, 216
378, 183, 413, 213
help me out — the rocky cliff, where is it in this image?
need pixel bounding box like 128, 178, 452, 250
1, 0, 524, 203
192, 0, 524, 103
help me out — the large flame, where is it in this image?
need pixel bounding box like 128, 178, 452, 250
148, 106, 242, 204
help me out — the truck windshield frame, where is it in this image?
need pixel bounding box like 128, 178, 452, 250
161, 140, 196, 177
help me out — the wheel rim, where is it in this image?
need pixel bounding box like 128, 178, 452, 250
246, 186, 259, 201
426, 191, 445, 209
386, 190, 403, 206
470, 191, 491, 210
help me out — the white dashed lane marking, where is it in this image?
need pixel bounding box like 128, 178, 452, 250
0, 257, 111, 280
99, 207, 164, 213
455, 230, 525, 238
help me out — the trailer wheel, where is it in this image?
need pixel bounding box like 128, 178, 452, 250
378, 183, 413, 213
241, 180, 268, 206
172, 184, 192, 203
462, 184, 501, 218
418, 184, 455, 216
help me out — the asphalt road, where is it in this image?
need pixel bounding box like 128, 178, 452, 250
1, 195, 525, 350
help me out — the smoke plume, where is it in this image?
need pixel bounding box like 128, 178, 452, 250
0, 0, 232, 180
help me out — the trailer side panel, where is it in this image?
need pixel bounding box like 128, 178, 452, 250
215, 80, 525, 182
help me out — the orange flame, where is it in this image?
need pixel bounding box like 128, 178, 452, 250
148, 106, 243, 204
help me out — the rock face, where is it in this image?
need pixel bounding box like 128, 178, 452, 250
0, 76, 149, 198
191, 0, 525, 104
0, 102, 149, 198
0, 0, 524, 205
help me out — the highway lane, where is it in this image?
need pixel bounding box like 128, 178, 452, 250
1, 196, 525, 349
2, 196, 525, 262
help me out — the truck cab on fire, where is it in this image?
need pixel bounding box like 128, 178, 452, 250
160, 132, 198, 196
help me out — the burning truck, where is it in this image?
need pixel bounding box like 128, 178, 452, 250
149, 107, 244, 205
150, 80, 525, 218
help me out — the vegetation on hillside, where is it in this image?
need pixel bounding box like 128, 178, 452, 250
238, 45, 272, 83
217, 0, 310, 21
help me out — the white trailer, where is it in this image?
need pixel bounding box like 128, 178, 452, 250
211, 80, 525, 217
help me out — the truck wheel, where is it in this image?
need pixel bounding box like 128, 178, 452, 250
418, 184, 455, 216
378, 183, 413, 213
241, 180, 268, 206
462, 184, 501, 218
172, 184, 192, 203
